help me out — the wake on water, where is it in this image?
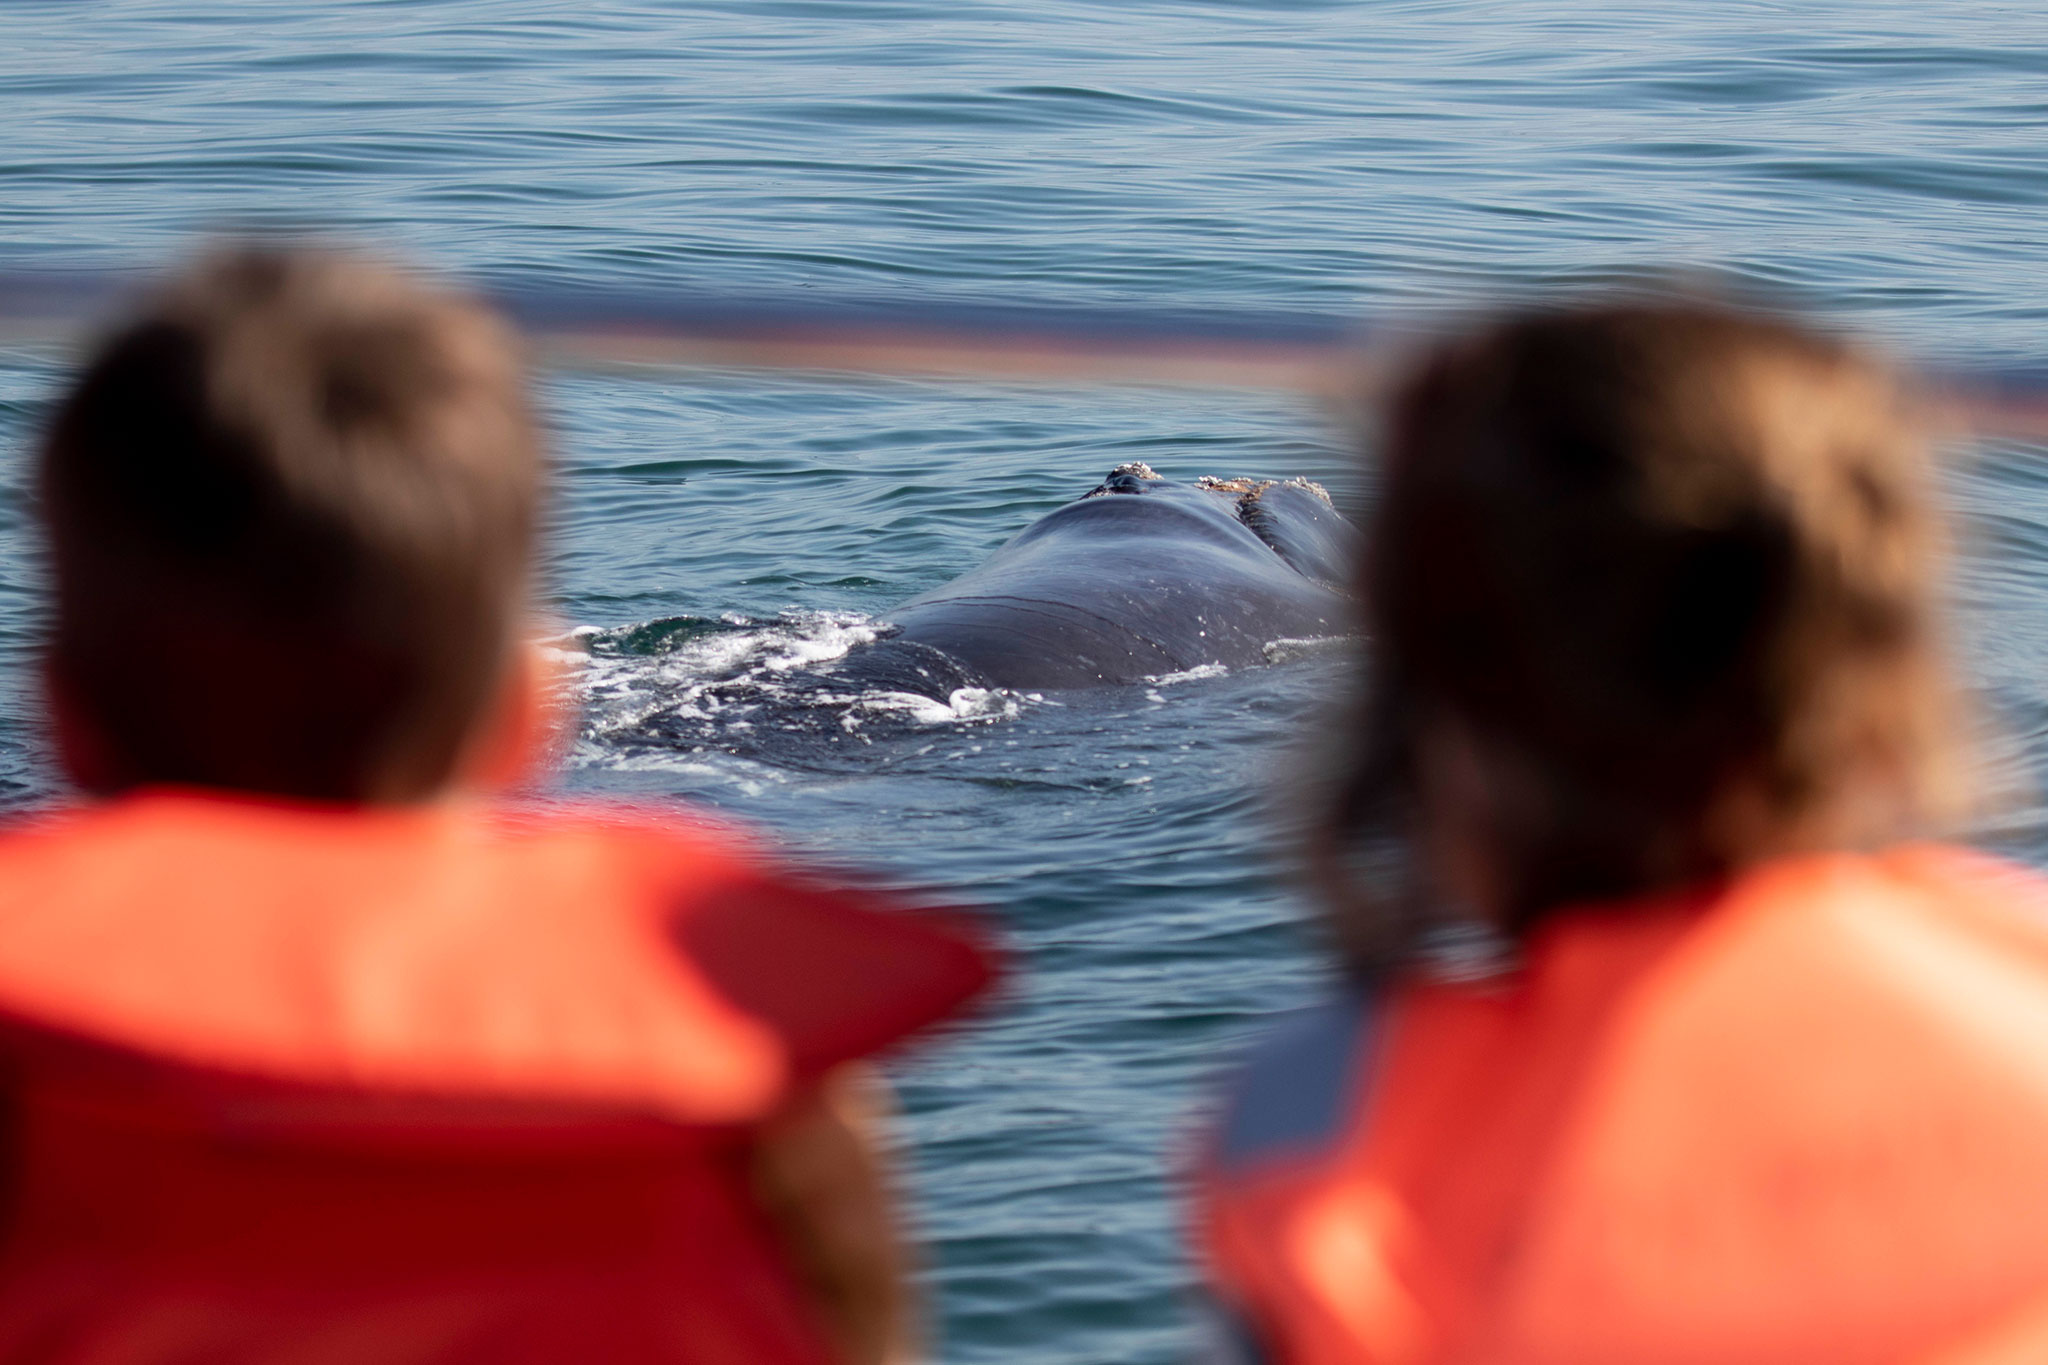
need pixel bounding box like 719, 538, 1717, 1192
557, 610, 1352, 778
563, 610, 1028, 776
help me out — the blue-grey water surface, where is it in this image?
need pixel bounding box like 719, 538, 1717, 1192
3, 4, 2048, 1361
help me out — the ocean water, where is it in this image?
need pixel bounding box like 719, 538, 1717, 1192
3, 4, 2048, 1360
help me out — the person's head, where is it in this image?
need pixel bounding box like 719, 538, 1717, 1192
39, 244, 546, 804
1318, 298, 1963, 973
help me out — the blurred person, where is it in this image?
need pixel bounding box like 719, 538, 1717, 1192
1193, 301, 2048, 1363
0, 245, 993, 1365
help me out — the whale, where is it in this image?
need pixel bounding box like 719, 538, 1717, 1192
826, 463, 1357, 698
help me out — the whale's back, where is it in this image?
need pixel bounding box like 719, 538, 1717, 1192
865, 471, 1355, 691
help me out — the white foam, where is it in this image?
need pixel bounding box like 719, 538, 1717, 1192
568, 609, 1031, 758
569, 609, 880, 739
841, 686, 1021, 728
575, 750, 784, 798
535, 642, 589, 668
1261, 635, 1349, 664
1145, 662, 1229, 687
759, 620, 881, 671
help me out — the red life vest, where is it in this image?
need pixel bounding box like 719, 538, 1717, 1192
1198, 845, 2048, 1365
0, 788, 996, 1365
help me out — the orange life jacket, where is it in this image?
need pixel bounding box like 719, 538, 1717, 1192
1198, 845, 2048, 1365
0, 788, 996, 1365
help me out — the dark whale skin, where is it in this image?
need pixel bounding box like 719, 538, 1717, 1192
830, 469, 1356, 695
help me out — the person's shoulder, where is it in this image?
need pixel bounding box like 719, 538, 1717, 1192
1880, 842, 2048, 913
1869, 842, 2048, 968
478, 794, 760, 867
1685, 843, 2048, 964
0, 790, 997, 1121
1208, 988, 1381, 1178
486, 795, 1003, 1078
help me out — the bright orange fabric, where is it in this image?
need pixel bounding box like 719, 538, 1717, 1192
1200, 847, 2048, 1365
0, 788, 996, 1364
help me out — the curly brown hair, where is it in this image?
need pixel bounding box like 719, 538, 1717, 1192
1315, 300, 1964, 975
